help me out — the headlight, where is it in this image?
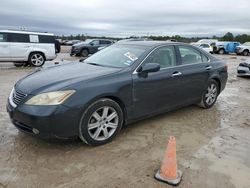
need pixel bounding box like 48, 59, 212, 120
25, 90, 75, 105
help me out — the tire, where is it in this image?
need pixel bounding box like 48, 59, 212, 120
218, 49, 225, 55
13, 62, 25, 67
243, 50, 249, 56
79, 98, 124, 146
198, 80, 219, 109
28, 53, 45, 67
80, 49, 89, 57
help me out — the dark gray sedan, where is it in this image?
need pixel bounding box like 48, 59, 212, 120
7, 41, 228, 146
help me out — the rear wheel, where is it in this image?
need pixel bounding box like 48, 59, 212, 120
218, 49, 225, 55
29, 53, 45, 67
199, 80, 219, 109
79, 98, 123, 146
243, 50, 249, 56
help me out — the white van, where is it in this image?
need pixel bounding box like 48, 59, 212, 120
0, 30, 57, 67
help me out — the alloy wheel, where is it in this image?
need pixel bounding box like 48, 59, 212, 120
30, 54, 44, 66
87, 106, 119, 141
205, 83, 217, 105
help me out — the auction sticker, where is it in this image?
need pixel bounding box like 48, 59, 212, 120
124, 52, 138, 61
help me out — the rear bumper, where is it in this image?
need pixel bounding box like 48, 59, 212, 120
6, 100, 80, 139
46, 54, 57, 61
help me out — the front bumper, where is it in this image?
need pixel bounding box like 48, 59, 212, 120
70, 47, 80, 56
6, 100, 80, 139
236, 48, 244, 55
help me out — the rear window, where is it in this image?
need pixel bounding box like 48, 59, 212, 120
38, 35, 55, 43
8, 33, 29, 43
179, 46, 203, 65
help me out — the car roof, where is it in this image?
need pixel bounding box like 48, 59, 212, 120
0, 30, 54, 36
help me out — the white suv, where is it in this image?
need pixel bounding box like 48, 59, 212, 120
0, 30, 57, 67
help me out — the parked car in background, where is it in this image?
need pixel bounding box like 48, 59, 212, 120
0, 30, 56, 67
70, 39, 114, 57
213, 41, 240, 54
191, 42, 213, 53
236, 42, 250, 56
7, 41, 228, 146
237, 60, 250, 76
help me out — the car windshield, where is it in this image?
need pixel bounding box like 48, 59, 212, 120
243, 42, 250, 46
84, 45, 147, 68
84, 39, 93, 43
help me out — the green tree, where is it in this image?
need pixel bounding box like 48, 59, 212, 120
222, 32, 234, 41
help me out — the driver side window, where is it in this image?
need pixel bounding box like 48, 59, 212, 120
143, 46, 176, 69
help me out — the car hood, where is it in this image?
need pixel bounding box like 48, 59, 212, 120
73, 42, 88, 47
237, 45, 249, 48
15, 62, 121, 94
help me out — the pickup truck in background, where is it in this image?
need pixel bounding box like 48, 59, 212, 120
213, 41, 240, 54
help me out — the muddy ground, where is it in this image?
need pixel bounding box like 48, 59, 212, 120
0, 47, 249, 188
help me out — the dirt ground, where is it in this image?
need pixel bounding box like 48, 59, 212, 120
0, 47, 250, 188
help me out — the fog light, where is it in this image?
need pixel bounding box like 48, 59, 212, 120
32, 128, 39, 134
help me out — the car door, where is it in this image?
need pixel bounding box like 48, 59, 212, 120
132, 45, 185, 118
89, 40, 101, 54
8, 33, 31, 61
175, 45, 211, 104
0, 33, 11, 61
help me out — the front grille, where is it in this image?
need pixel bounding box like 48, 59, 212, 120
12, 89, 27, 105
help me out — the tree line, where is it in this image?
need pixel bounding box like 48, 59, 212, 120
55, 32, 250, 43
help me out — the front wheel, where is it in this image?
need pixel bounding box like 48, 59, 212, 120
29, 53, 45, 67
218, 49, 225, 55
79, 98, 123, 146
243, 50, 249, 56
198, 80, 219, 109
80, 49, 89, 57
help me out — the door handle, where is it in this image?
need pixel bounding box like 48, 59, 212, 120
205, 65, 212, 70
172, 72, 182, 77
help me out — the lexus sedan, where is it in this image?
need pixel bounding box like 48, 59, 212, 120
7, 41, 228, 146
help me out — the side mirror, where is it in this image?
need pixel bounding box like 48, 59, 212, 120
138, 63, 160, 77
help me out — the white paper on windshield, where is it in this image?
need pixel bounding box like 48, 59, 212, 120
124, 52, 138, 62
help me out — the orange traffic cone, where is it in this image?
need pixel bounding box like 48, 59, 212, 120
155, 136, 182, 185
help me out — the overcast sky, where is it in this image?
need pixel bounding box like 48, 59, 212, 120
0, 0, 250, 37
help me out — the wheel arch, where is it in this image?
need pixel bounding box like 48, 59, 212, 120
80, 47, 89, 53
29, 51, 46, 60
210, 77, 221, 93
81, 94, 128, 125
